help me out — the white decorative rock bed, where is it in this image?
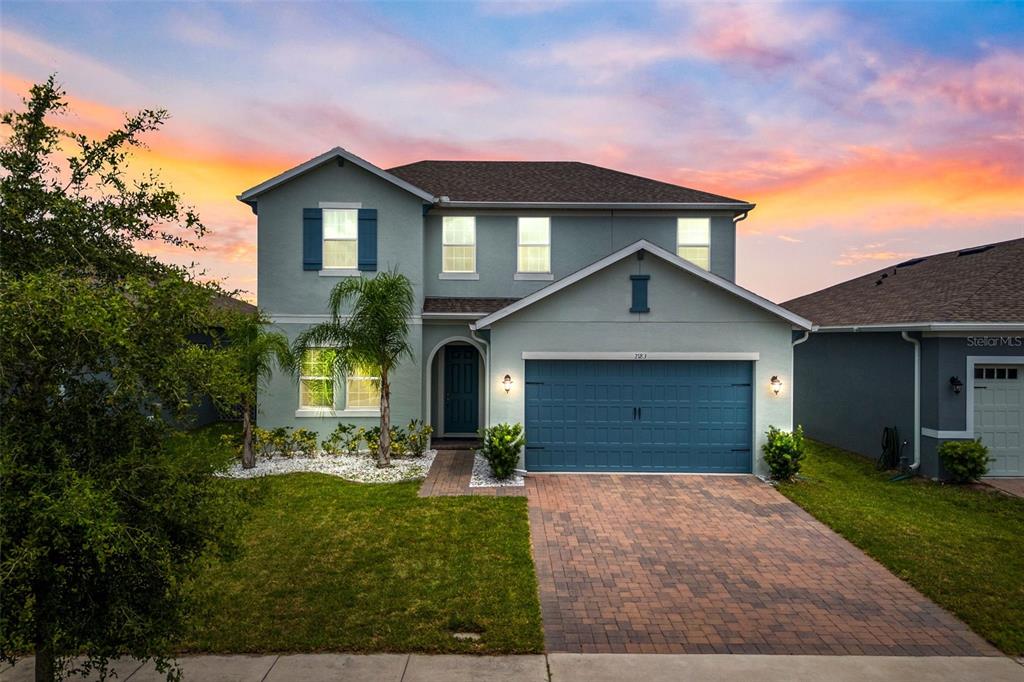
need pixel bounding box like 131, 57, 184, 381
218, 449, 437, 484
469, 452, 525, 488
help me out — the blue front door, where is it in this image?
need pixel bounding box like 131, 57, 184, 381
444, 345, 479, 434
524, 360, 753, 472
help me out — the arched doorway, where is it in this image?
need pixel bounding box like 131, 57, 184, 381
426, 339, 486, 438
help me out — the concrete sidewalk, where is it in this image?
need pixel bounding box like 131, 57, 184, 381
4, 653, 1023, 681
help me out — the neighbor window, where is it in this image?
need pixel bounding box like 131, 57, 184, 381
517, 217, 551, 273
677, 218, 710, 270
323, 208, 358, 269
299, 349, 337, 409
346, 363, 381, 410
442, 216, 476, 273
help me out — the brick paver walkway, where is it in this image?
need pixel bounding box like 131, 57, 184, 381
527, 474, 997, 656
418, 450, 526, 497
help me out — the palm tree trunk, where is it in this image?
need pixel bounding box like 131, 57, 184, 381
378, 371, 391, 467
241, 404, 255, 469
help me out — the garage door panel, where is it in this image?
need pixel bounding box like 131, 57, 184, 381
974, 364, 1023, 477
525, 360, 752, 473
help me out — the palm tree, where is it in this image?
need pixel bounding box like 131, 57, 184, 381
291, 271, 414, 467
222, 311, 291, 469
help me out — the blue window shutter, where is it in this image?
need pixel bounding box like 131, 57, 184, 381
302, 208, 322, 271
630, 274, 650, 313
358, 208, 378, 271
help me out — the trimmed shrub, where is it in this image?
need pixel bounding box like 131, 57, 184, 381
267, 427, 292, 457
291, 428, 319, 456
762, 425, 806, 481
405, 419, 433, 456
252, 427, 275, 459
389, 425, 409, 457
365, 426, 382, 458
480, 423, 525, 480
322, 423, 356, 456
938, 439, 990, 483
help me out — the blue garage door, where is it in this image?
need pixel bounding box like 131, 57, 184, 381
524, 360, 753, 473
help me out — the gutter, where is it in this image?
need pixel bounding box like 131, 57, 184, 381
470, 329, 490, 430
814, 322, 1024, 333
900, 331, 922, 472
434, 200, 757, 211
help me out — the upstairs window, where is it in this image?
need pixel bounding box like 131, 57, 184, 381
442, 216, 476, 273
323, 209, 358, 269
299, 349, 337, 409
677, 218, 710, 270
517, 217, 551, 273
346, 363, 381, 410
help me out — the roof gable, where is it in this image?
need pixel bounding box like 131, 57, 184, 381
783, 238, 1024, 328
471, 240, 812, 330
237, 147, 436, 206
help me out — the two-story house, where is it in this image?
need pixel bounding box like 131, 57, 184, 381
238, 147, 812, 475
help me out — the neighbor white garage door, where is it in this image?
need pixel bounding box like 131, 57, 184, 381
974, 364, 1023, 477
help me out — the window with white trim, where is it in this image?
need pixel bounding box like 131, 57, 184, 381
345, 363, 381, 410
299, 349, 337, 409
517, 217, 551, 273
323, 209, 358, 269
442, 216, 476, 273
677, 218, 710, 270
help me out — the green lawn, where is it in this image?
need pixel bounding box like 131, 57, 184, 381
778, 440, 1024, 656
170, 423, 543, 654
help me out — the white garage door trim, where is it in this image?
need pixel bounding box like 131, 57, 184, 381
922, 356, 1024, 440
521, 351, 760, 361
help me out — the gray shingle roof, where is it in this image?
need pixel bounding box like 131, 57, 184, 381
423, 297, 520, 314
783, 238, 1024, 327
388, 160, 749, 205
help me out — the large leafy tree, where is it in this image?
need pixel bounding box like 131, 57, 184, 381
291, 272, 415, 467
0, 78, 244, 681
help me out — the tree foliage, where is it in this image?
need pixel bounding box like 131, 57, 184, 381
0, 77, 245, 681
290, 271, 415, 466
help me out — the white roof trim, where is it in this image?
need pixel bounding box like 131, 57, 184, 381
438, 200, 755, 211
470, 240, 813, 331
237, 147, 436, 204
815, 322, 1024, 332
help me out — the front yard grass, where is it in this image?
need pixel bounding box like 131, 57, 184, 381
175, 426, 543, 654
778, 440, 1024, 656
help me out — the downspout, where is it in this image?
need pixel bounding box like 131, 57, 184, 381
470, 328, 490, 429
790, 331, 811, 432
901, 331, 921, 472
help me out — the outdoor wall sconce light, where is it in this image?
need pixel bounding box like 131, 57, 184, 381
949, 376, 963, 395
770, 376, 783, 396
502, 374, 513, 394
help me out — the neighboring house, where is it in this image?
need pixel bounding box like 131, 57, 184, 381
784, 238, 1024, 479
238, 147, 812, 474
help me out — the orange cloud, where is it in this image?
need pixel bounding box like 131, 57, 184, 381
735, 146, 1023, 234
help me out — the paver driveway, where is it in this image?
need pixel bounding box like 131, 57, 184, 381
527, 475, 997, 656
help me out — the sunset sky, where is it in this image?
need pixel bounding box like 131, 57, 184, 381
2, 1, 1021, 303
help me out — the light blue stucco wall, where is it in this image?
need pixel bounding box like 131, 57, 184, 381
424, 210, 736, 298
482, 253, 794, 474
256, 161, 428, 316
